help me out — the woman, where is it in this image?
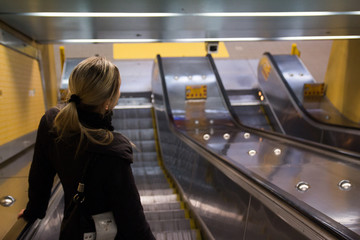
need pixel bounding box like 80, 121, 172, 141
19, 57, 155, 239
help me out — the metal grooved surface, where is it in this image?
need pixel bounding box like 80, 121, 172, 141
112, 107, 198, 240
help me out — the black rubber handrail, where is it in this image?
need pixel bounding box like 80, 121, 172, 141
4, 178, 62, 240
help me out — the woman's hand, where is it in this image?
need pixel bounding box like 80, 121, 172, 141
18, 209, 25, 219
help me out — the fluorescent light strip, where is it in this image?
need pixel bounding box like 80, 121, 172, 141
199, 11, 360, 17
17, 12, 181, 17
10, 11, 360, 17
61, 39, 160, 43
59, 35, 360, 43
277, 35, 360, 40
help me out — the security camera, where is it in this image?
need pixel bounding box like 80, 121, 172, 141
205, 41, 219, 54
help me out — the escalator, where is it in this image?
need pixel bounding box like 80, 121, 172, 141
7, 55, 360, 240
257, 53, 360, 155
152, 55, 360, 239
112, 103, 200, 239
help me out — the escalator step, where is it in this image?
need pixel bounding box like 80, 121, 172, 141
138, 188, 174, 196
116, 129, 154, 141
141, 194, 178, 204
142, 202, 182, 212
145, 209, 186, 221
136, 182, 170, 191
148, 219, 192, 232
133, 153, 158, 162
132, 166, 163, 175
131, 141, 157, 152
135, 176, 168, 185
132, 161, 159, 168
113, 119, 153, 129
154, 230, 198, 240
134, 173, 167, 180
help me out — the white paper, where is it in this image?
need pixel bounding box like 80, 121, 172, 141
83, 232, 96, 240
92, 211, 117, 240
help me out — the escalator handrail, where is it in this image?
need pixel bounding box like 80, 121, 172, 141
4, 178, 62, 240
155, 54, 359, 240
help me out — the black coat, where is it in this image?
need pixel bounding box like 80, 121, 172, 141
23, 108, 155, 239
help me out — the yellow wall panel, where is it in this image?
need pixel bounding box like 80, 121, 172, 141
324, 40, 360, 123
0, 45, 45, 145
113, 42, 229, 59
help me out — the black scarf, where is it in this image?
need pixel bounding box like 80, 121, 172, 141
77, 109, 114, 131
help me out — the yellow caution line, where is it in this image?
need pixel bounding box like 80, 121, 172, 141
113, 42, 229, 59
150, 107, 203, 240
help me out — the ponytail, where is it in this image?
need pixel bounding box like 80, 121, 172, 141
53, 57, 119, 154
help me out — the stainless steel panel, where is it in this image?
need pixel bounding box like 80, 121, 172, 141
1, 0, 360, 42
155, 110, 250, 239
60, 58, 83, 89
258, 54, 360, 154
154, 55, 360, 239
0, 28, 38, 59
258, 55, 322, 140
2, 0, 359, 12
232, 105, 274, 131
1, 14, 360, 43
245, 196, 308, 240
273, 55, 360, 129
61, 59, 153, 93
115, 60, 153, 93
0, 131, 36, 164
213, 59, 259, 91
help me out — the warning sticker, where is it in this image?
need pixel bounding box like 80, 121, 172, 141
303, 83, 325, 96
185, 85, 207, 100
260, 58, 272, 81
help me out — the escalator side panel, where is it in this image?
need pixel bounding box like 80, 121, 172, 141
258, 54, 360, 154
154, 55, 360, 239
153, 56, 311, 239
155, 104, 309, 240
257, 55, 322, 141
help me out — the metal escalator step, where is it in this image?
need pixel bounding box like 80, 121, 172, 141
133, 152, 158, 162
134, 174, 168, 183
136, 180, 169, 188
142, 202, 182, 212
136, 182, 170, 191
148, 219, 192, 232
132, 166, 163, 175
145, 209, 186, 221
138, 188, 174, 196
116, 129, 155, 141
135, 182, 170, 190
113, 119, 154, 129
154, 230, 198, 240
141, 194, 178, 204
131, 142, 156, 153
113, 109, 151, 119
132, 161, 159, 168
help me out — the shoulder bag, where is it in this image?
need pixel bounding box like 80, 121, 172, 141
60, 156, 117, 240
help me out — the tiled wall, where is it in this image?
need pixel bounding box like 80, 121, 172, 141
0, 45, 45, 145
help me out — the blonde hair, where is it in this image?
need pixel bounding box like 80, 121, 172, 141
54, 57, 120, 151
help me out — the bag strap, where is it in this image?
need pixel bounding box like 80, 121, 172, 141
73, 155, 95, 203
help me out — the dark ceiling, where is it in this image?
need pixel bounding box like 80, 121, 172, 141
0, 0, 360, 43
